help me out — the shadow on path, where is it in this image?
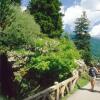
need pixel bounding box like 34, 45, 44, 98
76, 83, 100, 93
80, 88, 100, 93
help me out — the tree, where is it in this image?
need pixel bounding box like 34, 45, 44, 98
74, 11, 91, 64
29, 0, 63, 38
0, 0, 14, 31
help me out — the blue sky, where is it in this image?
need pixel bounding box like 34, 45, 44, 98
21, 0, 29, 6
61, 0, 80, 7
61, 0, 75, 7
21, 0, 100, 38
21, 0, 78, 8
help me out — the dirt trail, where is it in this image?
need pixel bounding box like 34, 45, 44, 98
67, 78, 100, 100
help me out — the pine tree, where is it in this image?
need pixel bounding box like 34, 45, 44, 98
29, 0, 63, 38
74, 11, 91, 64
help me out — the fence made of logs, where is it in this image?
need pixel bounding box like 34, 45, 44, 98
23, 70, 79, 100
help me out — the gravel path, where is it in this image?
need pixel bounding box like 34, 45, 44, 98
67, 78, 100, 100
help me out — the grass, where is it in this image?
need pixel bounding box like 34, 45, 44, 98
62, 72, 89, 100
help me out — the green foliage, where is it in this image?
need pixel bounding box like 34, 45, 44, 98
29, 0, 63, 37
74, 11, 91, 64
1, 6, 41, 48
0, 0, 14, 30
0, 45, 9, 54
27, 38, 80, 84
80, 50, 92, 64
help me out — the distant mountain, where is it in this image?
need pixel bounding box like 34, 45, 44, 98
69, 34, 100, 59
64, 25, 100, 59
91, 37, 100, 59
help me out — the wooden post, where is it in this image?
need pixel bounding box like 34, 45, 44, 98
60, 85, 65, 97
71, 79, 77, 90
54, 82, 59, 100
69, 81, 72, 92
65, 85, 69, 94
49, 92, 55, 100
43, 95, 46, 100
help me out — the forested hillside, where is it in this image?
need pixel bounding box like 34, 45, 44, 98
70, 34, 100, 60
91, 37, 100, 60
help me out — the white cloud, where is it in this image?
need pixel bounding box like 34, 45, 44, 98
62, 5, 83, 30
90, 24, 100, 37
85, 10, 100, 26
96, 3, 100, 11
62, 0, 100, 37
81, 0, 100, 10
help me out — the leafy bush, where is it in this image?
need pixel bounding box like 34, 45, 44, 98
0, 0, 14, 30
26, 38, 80, 86
1, 6, 41, 48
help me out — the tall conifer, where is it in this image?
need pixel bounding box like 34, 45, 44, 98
74, 11, 91, 64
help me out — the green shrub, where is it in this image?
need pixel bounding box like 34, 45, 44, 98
1, 6, 41, 48
27, 38, 80, 85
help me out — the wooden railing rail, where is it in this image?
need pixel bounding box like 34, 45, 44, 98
23, 70, 79, 100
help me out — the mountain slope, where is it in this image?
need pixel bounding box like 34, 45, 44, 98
91, 37, 100, 59
70, 34, 100, 59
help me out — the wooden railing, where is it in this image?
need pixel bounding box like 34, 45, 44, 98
23, 70, 79, 100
